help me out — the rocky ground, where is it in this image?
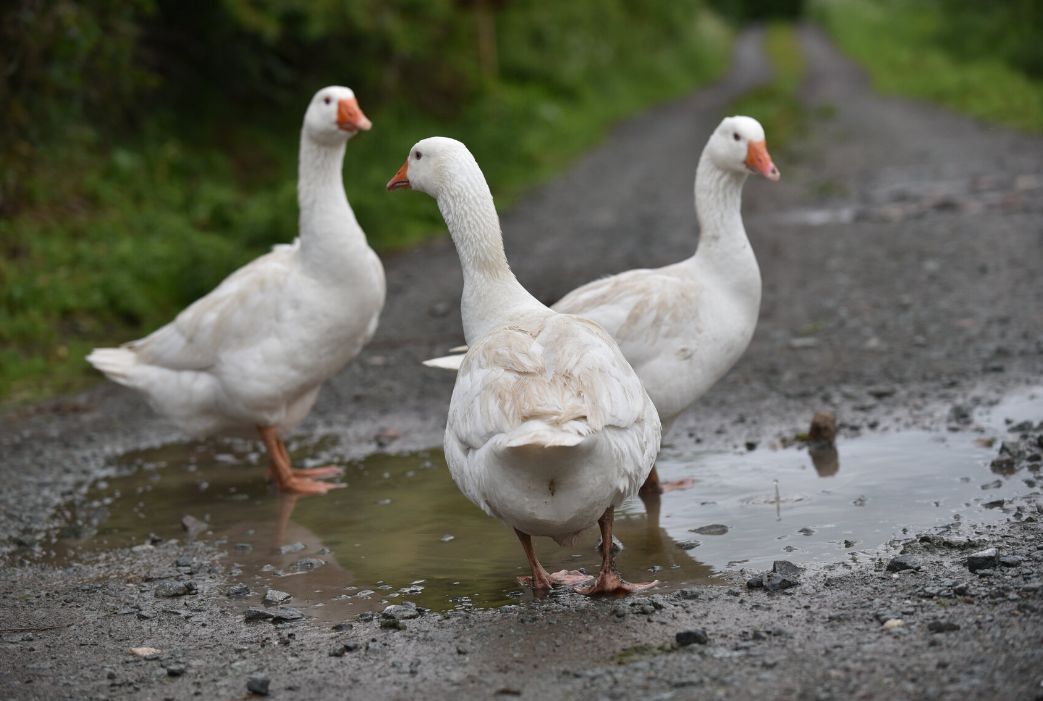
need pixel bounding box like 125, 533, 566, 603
2, 25, 1043, 701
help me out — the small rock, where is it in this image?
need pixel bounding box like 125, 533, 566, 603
998, 555, 1023, 568
181, 515, 208, 539
380, 618, 405, 630
357, 612, 375, 623
990, 457, 1016, 474
166, 665, 186, 677
927, 620, 960, 633
882, 619, 904, 630
244, 608, 274, 622
676, 588, 701, 600
271, 606, 303, 622
290, 558, 324, 570
981, 479, 1003, 490
262, 589, 292, 605
382, 602, 420, 620
886, 555, 922, 572
949, 404, 973, 425
234, 543, 252, 552
983, 499, 1005, 509
155, 581, 195, 598
332, 622, 353, 632
762, 573, 800, 591
440, 534, 455, 542
999, 440, 1024, 458
329, 642, 360, 657
366, 641, 387, 652
226, 583, 251, 597
676, 539, 700, 550
247, 676, 270, 695
808, 412, 837, 445
676, 629, 709, 646
690, 524, 729, 536
279, 542, 305, 555
746, 575, 764, 589
128, 647, 162, 657
772, 561, 802, 577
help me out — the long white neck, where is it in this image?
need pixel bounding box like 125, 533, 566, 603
296, 135, 368, 274
687, 153, 762, 308
436, 167, 544, 345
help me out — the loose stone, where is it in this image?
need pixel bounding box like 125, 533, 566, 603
247, 676, 270, 695
886, 555, 922, 572
676, 629, 709, 646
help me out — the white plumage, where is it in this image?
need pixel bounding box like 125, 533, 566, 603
388, 137, 660, 593
88, 86, 384, 494
423, 116, 779, 494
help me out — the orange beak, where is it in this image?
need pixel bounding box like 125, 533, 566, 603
744, 140, 780, 180
337, 98, 372, 132
386, 159, 411, 191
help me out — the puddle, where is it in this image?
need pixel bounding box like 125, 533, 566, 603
42, 387, 1042, 618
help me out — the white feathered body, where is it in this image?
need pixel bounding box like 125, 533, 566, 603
88, 94, 386, 440
89, 238, 384, 439
445, 311, 660, 541
552, 249, 759, 434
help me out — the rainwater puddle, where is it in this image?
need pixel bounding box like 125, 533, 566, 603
48, 386, 1041, 618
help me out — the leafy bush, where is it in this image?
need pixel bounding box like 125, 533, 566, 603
0, 1, 731, 401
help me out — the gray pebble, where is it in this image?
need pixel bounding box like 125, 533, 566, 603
262, 589, 292, 605
966, 548, 998, 572
676, 629, 709, 646
247, 675, 270, 695
886, 555, 922, 572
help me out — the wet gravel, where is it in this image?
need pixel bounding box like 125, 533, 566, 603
2, 23, 1043, 701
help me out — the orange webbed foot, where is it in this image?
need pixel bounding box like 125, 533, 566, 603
574, 571, 658, 596
276, 477, 347, 495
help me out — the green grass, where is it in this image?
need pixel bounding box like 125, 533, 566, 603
811, 0, 1043, 133
726, 22, 807, 148
0, 11, 731, 404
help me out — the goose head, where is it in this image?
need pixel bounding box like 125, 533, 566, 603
707, 116, 780, 181
386, 136, 479, 197
302, 86, 372, 146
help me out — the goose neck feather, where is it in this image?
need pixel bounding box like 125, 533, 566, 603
297, 136, 368, 275
436, 160, 544, 345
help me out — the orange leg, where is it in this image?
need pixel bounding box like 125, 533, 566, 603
575, 506, 658, 596
258, 426, 345, 495
638, 464, 694, 495
263, 437, 343, 480
514, 528, 592, 590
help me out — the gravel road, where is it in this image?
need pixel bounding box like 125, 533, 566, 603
2, 25, 1042, 701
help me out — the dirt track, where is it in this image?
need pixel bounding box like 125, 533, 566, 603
2, 25, 1043, 701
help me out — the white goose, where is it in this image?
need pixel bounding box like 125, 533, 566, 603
388, 137, 661, 594
87, 86, 385, 495
425, 116, 779, 494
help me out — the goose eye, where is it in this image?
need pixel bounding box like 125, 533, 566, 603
415, 151, 422, 160
324, 96, 331, 105
733, 132, 740, 141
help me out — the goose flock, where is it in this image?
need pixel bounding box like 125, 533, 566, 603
88, 86, 779, 596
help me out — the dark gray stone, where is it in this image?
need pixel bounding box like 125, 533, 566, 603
244, 608, 274, 622
155, 581, 194, 598
966, 548, 999, 572
886, 555, 922, 572
927, 620, 960, 633
676, 539, 701, 550
329, 642, 360, 656
747, 575, 764, 589
676, 629, 709, 646
998, 555, 1023, 567
690, 524, 729, 536
166, 665, 185, 677
332, 622, 353, 632
290, 558, 324, 569
270, 606, 303, 622
246, 676, 270, 695
181, 515, 208, 538
762, 573, 800, 591
772, 561, 802, 577
262, 589, 292, 605
676, 588, 701, 600
382, 602, 420, 620
226, 583, 250, 597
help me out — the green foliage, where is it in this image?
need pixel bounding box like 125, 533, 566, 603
708, 0, 804, 24
811, 0, 1043, 133
727, 23, 806, 148
0, 1, 731, 402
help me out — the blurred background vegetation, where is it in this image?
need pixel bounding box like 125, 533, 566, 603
1, 0, 1041, 404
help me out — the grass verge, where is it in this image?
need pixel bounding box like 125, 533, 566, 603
726, 22, 807, 149
810, 0, 1043, 133
1, 12, 731, 405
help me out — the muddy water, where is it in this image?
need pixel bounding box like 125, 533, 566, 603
50, 387, 1041, 617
